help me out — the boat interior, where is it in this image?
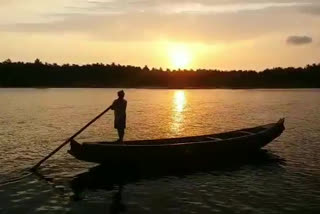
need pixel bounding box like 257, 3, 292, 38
82, 122, 276, 146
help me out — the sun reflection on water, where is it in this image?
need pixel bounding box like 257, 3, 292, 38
171, 90, 187, 134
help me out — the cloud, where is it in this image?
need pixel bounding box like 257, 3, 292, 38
6, 5, 316, 44
0, 0, 313, 25
286, 36, 313, 45
1, 0, 319, 44
300, 5, 320, 15
64, 1, 311, 15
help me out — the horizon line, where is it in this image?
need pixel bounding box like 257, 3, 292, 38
1, 58, 319, 73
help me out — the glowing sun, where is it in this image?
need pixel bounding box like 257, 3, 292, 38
169, 45, 192, 69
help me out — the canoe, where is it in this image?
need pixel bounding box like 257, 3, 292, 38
68, 118, 285, 169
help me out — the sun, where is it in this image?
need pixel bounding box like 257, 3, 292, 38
169, 44, 192, 69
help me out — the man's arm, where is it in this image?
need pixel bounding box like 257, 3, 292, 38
110, 100, 116, 110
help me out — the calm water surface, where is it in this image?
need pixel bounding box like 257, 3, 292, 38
0, 88, 319, 213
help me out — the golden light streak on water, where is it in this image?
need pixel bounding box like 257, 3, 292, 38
171, 90, 187, 133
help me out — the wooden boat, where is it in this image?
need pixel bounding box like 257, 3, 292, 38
68, 118, 285, 170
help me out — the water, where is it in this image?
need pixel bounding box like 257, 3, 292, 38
0, 88, 319, 213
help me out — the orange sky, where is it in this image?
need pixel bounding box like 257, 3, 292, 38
0, 0, 319, 70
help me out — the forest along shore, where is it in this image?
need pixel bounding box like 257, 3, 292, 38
0, 59, 319, 88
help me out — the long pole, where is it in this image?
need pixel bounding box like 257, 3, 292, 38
31, 105, 112, 171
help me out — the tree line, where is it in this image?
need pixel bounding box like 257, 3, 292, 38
0, 59, 319, 88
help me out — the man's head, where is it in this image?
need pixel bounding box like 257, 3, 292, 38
117, 90, 125, 99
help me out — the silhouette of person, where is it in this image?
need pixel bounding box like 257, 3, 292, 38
111, 90, 127, 142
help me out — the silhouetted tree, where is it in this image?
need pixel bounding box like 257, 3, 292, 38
3, 59, 12, 64
34, 58, 42, 64
0, 59, 319, 88
142, 65, 149, 72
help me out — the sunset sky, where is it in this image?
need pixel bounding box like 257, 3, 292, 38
0, 0, 319, 70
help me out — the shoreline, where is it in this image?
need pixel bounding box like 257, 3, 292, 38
1, 86, 320, 90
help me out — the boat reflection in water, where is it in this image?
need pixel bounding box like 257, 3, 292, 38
70, 150, 285, 204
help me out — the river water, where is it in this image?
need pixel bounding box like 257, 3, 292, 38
0, 88, 319, 213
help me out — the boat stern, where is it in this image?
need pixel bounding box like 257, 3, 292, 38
276, 118, 286, 134
278, 117, 285, 127
68, 139, 82, 157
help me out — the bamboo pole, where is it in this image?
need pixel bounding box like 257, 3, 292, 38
31, 106, 112, 171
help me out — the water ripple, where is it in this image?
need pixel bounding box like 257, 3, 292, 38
0, 88, 319, 213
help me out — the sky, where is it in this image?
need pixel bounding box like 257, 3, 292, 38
0, 0, 320, 70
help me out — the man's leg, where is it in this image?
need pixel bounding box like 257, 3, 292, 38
117, 128, 125, 142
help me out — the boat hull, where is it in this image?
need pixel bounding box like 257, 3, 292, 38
68, 119, 285, 170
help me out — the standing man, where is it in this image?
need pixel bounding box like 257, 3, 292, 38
111, 90, 127, 142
